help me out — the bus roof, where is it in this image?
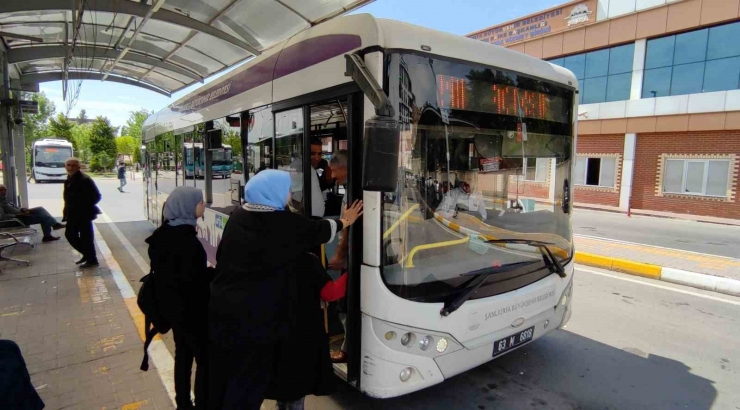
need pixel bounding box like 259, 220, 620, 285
33, 139, 74, 147
144, 14, 577, 141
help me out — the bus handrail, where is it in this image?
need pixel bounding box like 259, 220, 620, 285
404, 236, 470, 268
382, 204, 420, 240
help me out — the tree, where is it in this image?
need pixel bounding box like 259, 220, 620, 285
90, 152, 114, 172
123, 109, 150, 165
77, 109, 88, 123
223, 127, 241, 154
21, 91, 55, 149
71, 123, 93, 163
48, 113, 76, 149
115, 136, 138, 156
89, 116, 117, 160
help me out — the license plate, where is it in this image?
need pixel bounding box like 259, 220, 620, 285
492, 326, 534, 357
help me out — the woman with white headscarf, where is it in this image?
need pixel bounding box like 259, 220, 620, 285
208, 170, 362, 410
146, 186, 211, 410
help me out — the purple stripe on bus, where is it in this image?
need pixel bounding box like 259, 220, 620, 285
273, 34, 362, 79
170, 34, 362, 114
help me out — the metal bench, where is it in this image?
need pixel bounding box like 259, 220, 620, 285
0, 219, 38, 270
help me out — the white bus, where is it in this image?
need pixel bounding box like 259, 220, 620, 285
143, 14, 577, 398
31, 139, 73, 182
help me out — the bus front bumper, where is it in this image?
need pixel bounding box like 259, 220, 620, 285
359, 282, 573, 399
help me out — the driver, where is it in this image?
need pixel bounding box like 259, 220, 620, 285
436, 181, 487, 220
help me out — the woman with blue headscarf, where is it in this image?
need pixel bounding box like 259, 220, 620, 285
146, 186, 211, 410
208, 170, 362, 410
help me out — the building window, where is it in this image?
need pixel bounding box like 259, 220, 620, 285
643, 21, 740, 98
524, 158, 548, 182
663, 159, 730, 197
574, 156, 617, 188
549, 43, 634, 104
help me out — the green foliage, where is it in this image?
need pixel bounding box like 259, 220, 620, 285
115, 136, 138, 156
89, 116, 117, 159
48, 113, 76, 149
223, 127, 242, 154
124, 109, 150, 165
71, 123, 93, 163
77, 109, 88, 123
90, 152, 114, 172
21, 91, 56, 149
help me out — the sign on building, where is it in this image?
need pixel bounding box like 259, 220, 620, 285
19, 100, 38, 114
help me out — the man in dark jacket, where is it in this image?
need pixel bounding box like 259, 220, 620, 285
63, 158, 101, 268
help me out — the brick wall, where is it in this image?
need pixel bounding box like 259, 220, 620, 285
574, 134, 625, 207
632, 131, 740, 219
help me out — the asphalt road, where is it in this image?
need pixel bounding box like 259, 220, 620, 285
573, 209, 740, 258
26, 178, 740, 409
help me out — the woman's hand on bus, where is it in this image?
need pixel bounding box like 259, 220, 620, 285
341, 200, 363, 227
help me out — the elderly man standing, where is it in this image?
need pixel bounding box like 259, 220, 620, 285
0, 185, 64, 242
63, 158, 101, 269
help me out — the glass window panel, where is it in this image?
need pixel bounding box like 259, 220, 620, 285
574, 157, 587, 185
663, 160, 684, 193
247, 105, 274, 180
609, 44, 635, 75
673, 29, 708, 65
685, 161, 705, 194
670, 62, 705, 96
707, 22, 740, 60
707, 161, 730, 197
535, 158, 549, 182
599, 157, 616, 187
525, 158, 536, 181
606, 73, 632, 102
564, 54, 586, 79
642, 67, 672, 98
703, 57, 740, 92
549, 58, 564, 67
275, 108, 305, 214
645, 36, 676, 69
585, 49, 609, 79
583, 76, 608, 104
578, 79, 585, 104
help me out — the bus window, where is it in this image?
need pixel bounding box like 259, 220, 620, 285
275, 108, 305, 214
247, 106, 274, 182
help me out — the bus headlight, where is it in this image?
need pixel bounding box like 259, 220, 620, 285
399, 367, 413, 382
385, 331, 396, 341
419, 335, 433, 351
401, 332, 415, 347
436, 338, 448, 353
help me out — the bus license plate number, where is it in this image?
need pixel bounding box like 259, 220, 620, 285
492, 326, 534, 357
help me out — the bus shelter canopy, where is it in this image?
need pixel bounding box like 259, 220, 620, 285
0, 0, 373, 97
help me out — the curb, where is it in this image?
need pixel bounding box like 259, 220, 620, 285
575, 251, 740, 297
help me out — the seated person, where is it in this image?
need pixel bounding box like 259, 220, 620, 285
436, 181, 487, 220
0, 184, 65, 242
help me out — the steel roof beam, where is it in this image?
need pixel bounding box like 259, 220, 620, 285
0, 0, 261, 56
7, 45, 203, 82
21, 71, 170, 96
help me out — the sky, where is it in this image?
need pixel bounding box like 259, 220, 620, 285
38, 0, 563, 130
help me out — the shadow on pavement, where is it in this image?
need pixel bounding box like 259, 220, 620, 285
317, 330, 716, 410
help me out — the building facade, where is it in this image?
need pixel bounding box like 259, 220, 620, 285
469, 0, 740, 220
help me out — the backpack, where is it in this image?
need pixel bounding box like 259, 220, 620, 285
137, 269, 171, 371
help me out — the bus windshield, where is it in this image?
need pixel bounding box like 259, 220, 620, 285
35, 146, 73, 167
212, 148, 232, 165
381, 53, 575, 302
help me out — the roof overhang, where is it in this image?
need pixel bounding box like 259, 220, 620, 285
0, 0, 374, 98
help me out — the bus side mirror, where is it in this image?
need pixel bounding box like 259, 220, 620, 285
362, 116, 400, 192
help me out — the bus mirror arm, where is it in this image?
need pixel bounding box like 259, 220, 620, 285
344, 53, 395, 118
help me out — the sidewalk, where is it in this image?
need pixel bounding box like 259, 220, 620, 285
0, 236, 174, 409
574, 235, 740, 296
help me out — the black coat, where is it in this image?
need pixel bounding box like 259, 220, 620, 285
63, 171, 101, 222
146, 224, 212, 334
209, 207, 341, 403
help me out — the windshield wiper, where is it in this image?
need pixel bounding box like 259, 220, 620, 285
486, 239, 567, 278
440, 260, 542, 317
439, 239, 568, 317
